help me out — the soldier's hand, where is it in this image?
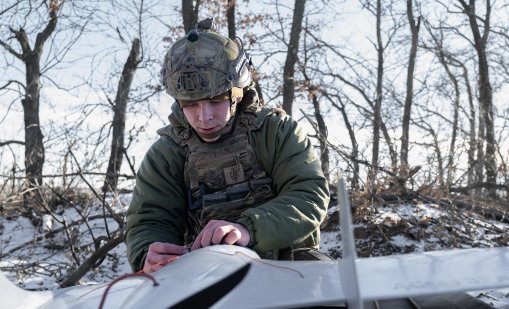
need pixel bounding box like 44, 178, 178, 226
191, 220, 250, 250
143, 242, 189, 273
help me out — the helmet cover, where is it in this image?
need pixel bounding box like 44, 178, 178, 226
161, 19, 252, 101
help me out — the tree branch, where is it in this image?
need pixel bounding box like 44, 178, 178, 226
0, 38, 22, 59
34, 2, 59, 54
0, 79, 25, 91
0, 140, 25, 147
59, 231, 124, 288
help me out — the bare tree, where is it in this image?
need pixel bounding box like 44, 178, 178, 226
323, 91, 360, 189
423, 21, 462, 189
368, 0, 385, 186
461, 65, 476, 188
282, 0, 306, 116
103, 38, 141, 192
304, 10, 399, 188
458, 0, 496, 195
68, 0, 166, 192
0, 1, 61, 210
0, 0, 67, 218
299, 50, 329, 181
223, 0, 265, 103
400, 0, 421, 170
418, 121, 445, 188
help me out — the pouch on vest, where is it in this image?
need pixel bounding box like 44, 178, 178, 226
191, 177, 274, 226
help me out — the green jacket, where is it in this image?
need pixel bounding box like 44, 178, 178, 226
125, 95, 330, 271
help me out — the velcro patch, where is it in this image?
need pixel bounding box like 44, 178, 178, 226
223, 164, 244, 185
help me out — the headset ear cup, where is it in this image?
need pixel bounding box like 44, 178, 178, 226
231, 44, 252, 89
235, 88, 257, 113
243, 88, 256, 104
236, 62, 251, 87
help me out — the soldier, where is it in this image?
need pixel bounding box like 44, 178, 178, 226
125, 18, 330, 273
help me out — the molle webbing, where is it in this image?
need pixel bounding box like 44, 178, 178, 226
184, 125, 261, 193
183, 113, 275, 237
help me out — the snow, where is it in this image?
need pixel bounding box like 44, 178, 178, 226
0, 193, 132, 290
1, 192, 508, 308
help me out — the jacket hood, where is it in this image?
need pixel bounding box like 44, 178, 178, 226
156, 100, 191, 143
169, 100, 190, 128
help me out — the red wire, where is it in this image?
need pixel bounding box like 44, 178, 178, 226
94, 251, 304, 308
77, 257, 175, 305
98, 272, 159, 309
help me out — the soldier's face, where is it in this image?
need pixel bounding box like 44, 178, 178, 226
182, 98, 232, 142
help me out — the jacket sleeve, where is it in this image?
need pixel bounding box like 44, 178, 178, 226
125, 137, 188, 271
236, 112, 330, 251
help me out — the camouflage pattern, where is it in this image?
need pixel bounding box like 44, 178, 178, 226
160, 18, 252, 101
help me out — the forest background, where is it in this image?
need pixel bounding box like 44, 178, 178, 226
1, 0, 509, 292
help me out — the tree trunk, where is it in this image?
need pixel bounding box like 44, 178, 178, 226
431, 31, 460, 188
327, 94, 360, 190
370, 0, 384, 186
461, 65, 476, 188
224, 0, 265, 104
432, 128, 445, 188
381, 119, 398, 173
103, 39, 141, 192
22, 58, 45, 188
446, 74, 460, 188
476, 101, 485, 194
311, 94, 329, 182
5, 6, 58, 210
282, 0, 306, 116
226, 0, 236, 39
459, 0, 495, 195
182, 0, 200, 33
400, 0, 420, 169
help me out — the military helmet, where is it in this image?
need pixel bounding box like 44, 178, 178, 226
161, 18, 252, 101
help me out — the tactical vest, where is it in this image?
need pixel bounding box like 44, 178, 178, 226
175, 107, 276, 242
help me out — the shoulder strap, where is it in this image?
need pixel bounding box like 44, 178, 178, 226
238, 106, 285, 131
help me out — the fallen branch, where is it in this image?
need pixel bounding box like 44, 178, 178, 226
450, 182, 509, 193
409, 191, 509, 224
59, 231, 124, 288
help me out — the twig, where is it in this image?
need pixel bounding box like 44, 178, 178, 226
0, 214, 118, 259
68, 149, 123, 225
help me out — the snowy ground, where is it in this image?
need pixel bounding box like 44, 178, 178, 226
0, 192, 508, 308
